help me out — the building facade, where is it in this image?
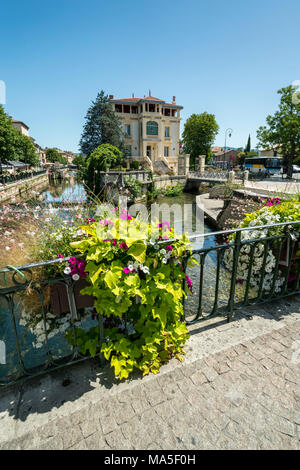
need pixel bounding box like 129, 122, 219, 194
211, 147, 239, 168
109, 92, 183, 173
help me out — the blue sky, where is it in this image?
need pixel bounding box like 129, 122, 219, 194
1, 0, 300, 153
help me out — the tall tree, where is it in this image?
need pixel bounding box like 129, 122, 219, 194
46, 148, 67, 164
16, 134, 39, 166
257, 85, 300, 178
182, 112, 219, 167
0, 105, 22, 162
245, 134, 251, 154
79, 90, 123, 156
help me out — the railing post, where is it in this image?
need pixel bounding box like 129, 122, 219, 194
66, 279, 79, 321
227, 230, 241, 322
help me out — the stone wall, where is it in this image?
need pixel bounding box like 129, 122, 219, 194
153, 175, 186, 190
0, 173, 49, 203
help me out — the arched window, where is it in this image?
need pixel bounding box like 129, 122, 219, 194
146, 121, 158, 136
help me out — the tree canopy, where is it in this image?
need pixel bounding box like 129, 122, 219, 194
46, 148, 67, 164
182, 112, 219, 167
79, 90, 123, 156
0, 105, 39, 166
257, 85, 300, 177
85, 144, 122, 195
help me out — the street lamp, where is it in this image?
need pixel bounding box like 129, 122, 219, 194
224, 128, 233, 169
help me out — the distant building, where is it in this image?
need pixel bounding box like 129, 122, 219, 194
12, 120, 29, 137
12, 119, 45, 166
211, 147, 239, 168
48, 148, 76, 164
259, 146, 282, 158
109, 91, 183, 173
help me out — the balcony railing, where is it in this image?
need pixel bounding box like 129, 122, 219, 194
1, 220, 300, 388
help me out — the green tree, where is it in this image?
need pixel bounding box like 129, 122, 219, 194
0, 105, 22, 162
245, 134, 251, 154
46, 148, 67, 164
16, 134, 39, 166
257, 85, 300, 178
86, 144, 122, 194
72, 154, 86, 167
182, 113, 219, 168
79, 90, 123, 156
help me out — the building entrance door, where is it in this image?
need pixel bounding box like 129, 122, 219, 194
146, 146, 151, 158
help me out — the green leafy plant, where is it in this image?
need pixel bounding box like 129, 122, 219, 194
67, 211, 197, 379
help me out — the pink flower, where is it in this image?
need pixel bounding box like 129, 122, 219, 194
87, 217, 95, 223
112, 239, 117, 246
123, 267, 131, 274
166, 245, 173, 251
99, 219, 113, 226
157, 221, 170, 230
57, 254, 64, 259
120, 242, 128, 250
185, 275, 193, 294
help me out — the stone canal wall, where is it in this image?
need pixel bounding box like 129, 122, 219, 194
153, 175, 186, 190
0, 173, 49, 203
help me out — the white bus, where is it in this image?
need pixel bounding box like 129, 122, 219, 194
244, 156, 283, 175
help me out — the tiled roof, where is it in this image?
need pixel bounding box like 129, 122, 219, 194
143, 95, 164, 102
111, 98, 141, 103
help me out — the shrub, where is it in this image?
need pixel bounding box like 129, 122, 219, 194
130, 160, 140, 170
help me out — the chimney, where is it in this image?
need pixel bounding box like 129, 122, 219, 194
132, 93, 134, 98
149, 89, 151, 96
172, 96, 176, 104
109, 95, 114, 100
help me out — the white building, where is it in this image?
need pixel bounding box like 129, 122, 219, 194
109, 91, 183, 173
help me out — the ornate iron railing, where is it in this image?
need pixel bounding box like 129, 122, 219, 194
1, 220, 300, 388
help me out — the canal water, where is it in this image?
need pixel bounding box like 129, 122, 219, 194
0, 179, 227, 382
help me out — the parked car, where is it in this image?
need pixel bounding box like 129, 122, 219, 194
293, 164, 300, 173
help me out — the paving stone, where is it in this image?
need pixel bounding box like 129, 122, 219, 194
85, 432, 108, 450
62, 426, 84, 449
190, 370, 208, 386
113, 402, 135, 424
201, 366, 219, 382
99, 414, 118, 435
69, 439, 88, 450
105, 429, 133, 449
80, 419, 98, 438
37, 436, 64, 450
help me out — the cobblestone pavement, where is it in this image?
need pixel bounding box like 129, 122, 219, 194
1, 315, 300, 450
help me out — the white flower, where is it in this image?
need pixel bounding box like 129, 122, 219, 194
5, 246, 10, 251
64, 266, 71, 275
72, 273, 80, 281
160, 249, 167, 255
162, 258, 168, 264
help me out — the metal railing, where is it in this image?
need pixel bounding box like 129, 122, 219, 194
0, 169, 47, 186
1, 220, 300, 388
